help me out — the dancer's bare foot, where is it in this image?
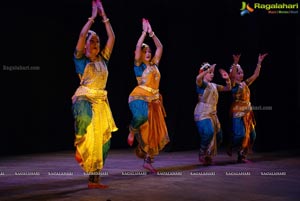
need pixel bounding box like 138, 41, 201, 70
199, 155, 212, 166
237, 155, 252, 163
143, 162, 157, 173
127, 132, 134, 146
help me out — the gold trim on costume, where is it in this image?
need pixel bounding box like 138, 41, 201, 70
138, 85, 159, 94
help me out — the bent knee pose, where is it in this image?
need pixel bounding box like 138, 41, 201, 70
194, 63, 231, 165
228, 53, 268, 163
128, 18, 169, 173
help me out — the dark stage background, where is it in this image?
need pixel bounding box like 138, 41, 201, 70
1, 0, 299, 156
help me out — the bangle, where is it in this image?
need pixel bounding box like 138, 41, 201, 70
149, 31, 155, 37
102, 18, 110, 23
88, 17, 95, 23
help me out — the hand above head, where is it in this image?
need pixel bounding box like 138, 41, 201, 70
142, 18, 148, 33
219, 68, 229, 79
258, 53, 268, 64
91, 0, 98, 19
210, 64, 216, 69
232, 54, 241, 65
147, 20, 153, 34
95, 0, 105, 17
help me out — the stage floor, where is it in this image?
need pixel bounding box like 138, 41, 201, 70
0, 148, 299, 201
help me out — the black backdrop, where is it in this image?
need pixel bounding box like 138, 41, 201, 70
1, 0, 299, 155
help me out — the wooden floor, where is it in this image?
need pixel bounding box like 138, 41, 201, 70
0, 148, 299, 201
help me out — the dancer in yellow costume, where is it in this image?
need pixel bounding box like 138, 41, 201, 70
71, 0, 117, 189
127, 18, 170, 173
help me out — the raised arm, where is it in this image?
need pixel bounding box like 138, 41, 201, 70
229, 54, 241, 87
245, 53, 268, 86
134, 18, 148, 65
96, 0, 115, 53
147, 20, 163, 66
75, 1, 98, 56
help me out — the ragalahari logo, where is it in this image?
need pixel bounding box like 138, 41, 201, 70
240, 2, 254, 16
